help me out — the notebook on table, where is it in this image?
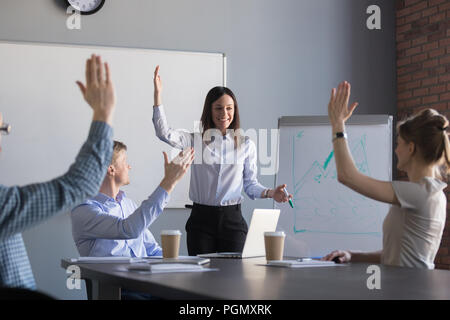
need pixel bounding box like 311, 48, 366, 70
266, 259, 338, 268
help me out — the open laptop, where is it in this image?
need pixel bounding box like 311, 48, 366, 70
197, 209, 280, 259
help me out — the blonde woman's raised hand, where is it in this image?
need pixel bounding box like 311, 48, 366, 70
328, 81, 358, 130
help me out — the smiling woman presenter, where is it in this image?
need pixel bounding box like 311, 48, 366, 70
152, 66, 292, 255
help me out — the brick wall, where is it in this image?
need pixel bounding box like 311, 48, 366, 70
396, 0, 450, 269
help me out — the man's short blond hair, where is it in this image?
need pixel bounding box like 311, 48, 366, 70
112, 140, 127, 164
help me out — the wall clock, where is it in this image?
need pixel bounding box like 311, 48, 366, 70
66, 0, 105, 15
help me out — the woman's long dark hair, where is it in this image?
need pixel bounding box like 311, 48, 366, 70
200, 86, 243, 148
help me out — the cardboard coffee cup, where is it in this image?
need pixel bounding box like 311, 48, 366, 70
264, 231, 286, 261
161, 230, 182, 259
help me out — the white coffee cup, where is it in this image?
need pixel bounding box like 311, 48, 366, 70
161, 230, 182, 259
264, 231, 286, 261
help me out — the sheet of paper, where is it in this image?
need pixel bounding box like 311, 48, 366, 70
70, 257, 145, 264
144, 256, 210, 265
126, 263, 218, 274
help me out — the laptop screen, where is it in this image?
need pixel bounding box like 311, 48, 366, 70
241, 209, 280, 258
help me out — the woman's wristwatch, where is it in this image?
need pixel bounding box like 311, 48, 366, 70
332, 132, 347, 142
264, 189, 271, 198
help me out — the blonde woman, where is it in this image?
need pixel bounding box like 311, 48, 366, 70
323, 81, 449, 269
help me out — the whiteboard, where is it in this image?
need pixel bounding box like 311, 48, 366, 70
275, 115, 393, 257
0, 41, 225, 208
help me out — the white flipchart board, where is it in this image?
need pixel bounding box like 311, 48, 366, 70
0, 41, 226, 208
275, 115, 393, 257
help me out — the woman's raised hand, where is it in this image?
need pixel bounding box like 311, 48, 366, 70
328, 81, 358, 130
153, 65, 163, 106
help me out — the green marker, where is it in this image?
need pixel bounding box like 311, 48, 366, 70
283, 187, 294, 208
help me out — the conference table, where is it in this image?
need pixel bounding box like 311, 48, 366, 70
60, 257, 450, 300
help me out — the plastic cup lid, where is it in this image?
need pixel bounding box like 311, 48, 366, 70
161, 230, 182, 235
264, 231, 286, 237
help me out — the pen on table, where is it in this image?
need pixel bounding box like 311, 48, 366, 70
297, 257, 322, 262
297, 258, 312, 262
283, 187, 294, 208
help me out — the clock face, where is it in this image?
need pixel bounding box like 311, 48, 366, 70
67, 0, 105, 14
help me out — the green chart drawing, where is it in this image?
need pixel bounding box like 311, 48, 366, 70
291, 131, 383, 236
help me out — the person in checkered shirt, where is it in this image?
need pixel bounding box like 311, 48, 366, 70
0, 54, 115, 291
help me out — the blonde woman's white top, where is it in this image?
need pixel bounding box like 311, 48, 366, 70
382, 177, 447, 269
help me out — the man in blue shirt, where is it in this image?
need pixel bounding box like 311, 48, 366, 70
71, 141, 194, 258
0, 55, 115, 290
